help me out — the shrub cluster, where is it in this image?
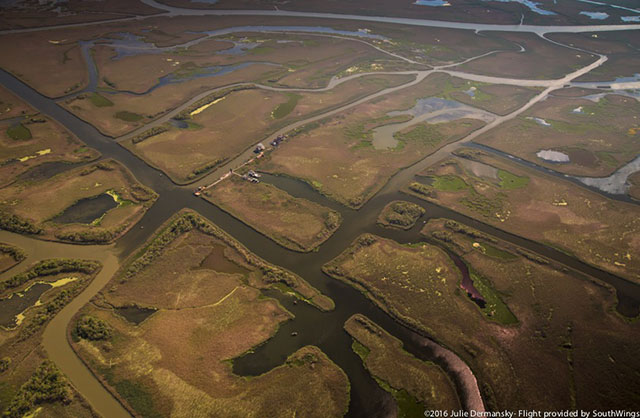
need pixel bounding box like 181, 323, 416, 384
3, 259, 99, 290
0, 212, 42, 235
3, 361, 71, 418
0, 357, 11, 373
324, 211, 341, 230
131, 126, 168, 144
187, 159, 225, 180
55, 227, 123, 244
444, 220, 497, 243
408, 182, 435, 198
382, 201, 424, 228
76, 316, 112, 341
0, 244, 26, 262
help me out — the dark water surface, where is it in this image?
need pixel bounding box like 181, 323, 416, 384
0, 282, 51, 328
115, 305, 157, 325
15, 161, 82, 184
52, 194, 118, 224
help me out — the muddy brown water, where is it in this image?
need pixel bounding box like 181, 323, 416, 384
1, 62, 639, 417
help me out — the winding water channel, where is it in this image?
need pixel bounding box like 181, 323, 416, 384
1, 6, 640, 418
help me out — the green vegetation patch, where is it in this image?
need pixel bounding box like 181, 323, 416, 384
114, 379, 161, 418
408, 182, 435, 198
475, 242, 518, 261
444, 220, 497, 243
115, 111, 143, 122
89, 93, 113, 107
352, 339, 370, 361
497, 169, 529, 190
184, 120, 202, 130
460, 190, 504, 218
468, 266, 518, 325
249, 45, 275, 55
6, 123, 32, 141
345, 314, 460, 413
595, 151, 619, 168
187, 158, 225, 180
431, 175, 468, 192
376, 378, 426, 418
3, 361, 70, 418
272, 93, 301, 119
394, 123, 444, 148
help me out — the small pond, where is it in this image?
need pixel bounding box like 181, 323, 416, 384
52, 193, 118, 224
0, 277, 77, 329
115, 305, 157, 325
0, 282, 51, 328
